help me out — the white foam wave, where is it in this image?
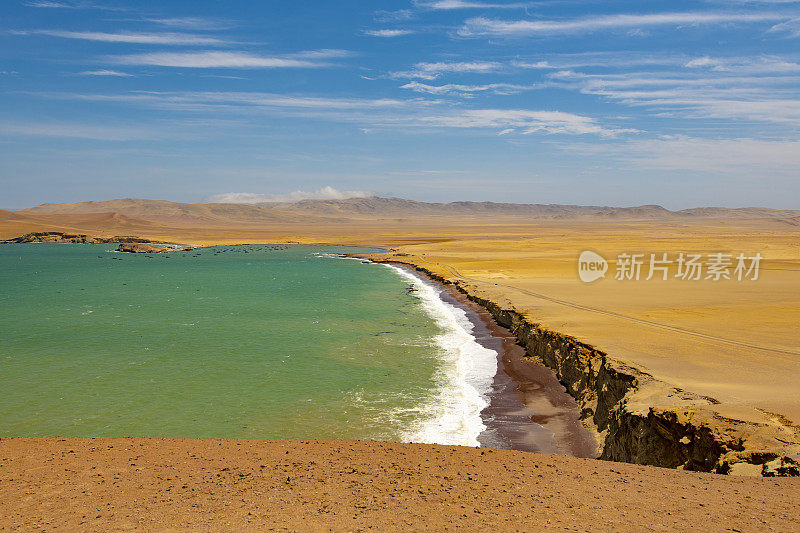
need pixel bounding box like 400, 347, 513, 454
383, 264, 498, 447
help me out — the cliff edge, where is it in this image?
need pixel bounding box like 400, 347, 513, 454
375, 255, 800, 477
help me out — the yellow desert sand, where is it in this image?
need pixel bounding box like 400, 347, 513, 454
2, 198, 799, 529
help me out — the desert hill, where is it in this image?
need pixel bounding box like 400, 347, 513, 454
20, 197, 800, 223
0, 209, 159, 238
262, 197, 609, 218
23, 199, 333, 225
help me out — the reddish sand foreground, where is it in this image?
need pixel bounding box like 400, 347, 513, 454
0, 438, 798, 532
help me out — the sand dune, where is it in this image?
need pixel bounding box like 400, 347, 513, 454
0, 209, 158, 237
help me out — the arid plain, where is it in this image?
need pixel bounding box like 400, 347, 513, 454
1, 197, 799, 529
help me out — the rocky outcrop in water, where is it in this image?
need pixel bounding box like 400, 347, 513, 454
116, 243, 169, 253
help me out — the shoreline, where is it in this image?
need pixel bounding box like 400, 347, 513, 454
4, 241, 797, 474
390, 262, 598, 458
375, 257, 800, 476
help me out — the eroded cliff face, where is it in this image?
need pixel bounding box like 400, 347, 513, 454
383, 260, 800, 477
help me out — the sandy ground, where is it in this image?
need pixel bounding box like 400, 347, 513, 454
1, 438, 798, 532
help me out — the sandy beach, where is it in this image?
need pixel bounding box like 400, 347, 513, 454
410, 264, 598, 458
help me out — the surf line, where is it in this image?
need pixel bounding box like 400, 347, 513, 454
383, 263, 498, 447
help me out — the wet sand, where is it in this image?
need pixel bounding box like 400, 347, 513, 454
392, 263, 598, 457
1, 437, 797, 532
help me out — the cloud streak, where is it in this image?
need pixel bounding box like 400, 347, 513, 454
364, 29, 415, 37
391, 60, 503, 79
415, 109, 639, 136
50, 91, 411, 112
79, 69, 133, 76
45, 90, 632, 137
0, 121, 151, 141
146, 17, 234, 31
546, 60, 800, 126
769, 17, 800, 36
16, 29, 227, 45
458, 11, 791, 36
400, 80, 540, 95
573, 136, 800, 175
24, 1, 126, 10
107, 50, 347, 69
415, 0, 528, 9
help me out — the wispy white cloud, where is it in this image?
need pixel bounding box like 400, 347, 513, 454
107, 50, 348, 69
415, 0, 527, 9
79, 69, 133, 76
374, 9, 416, 23
0, 121, 151, 141
458, 12, 790, 36
206, 186, 373, 204
716, 0, 800, 4
401, 80, 539, 95
684, 54, 800, 72
415, 109, 639, 136
391, 60, 503, 79
390, 52, 701, 82
25, 1, 74, 6
684, 56, 725, 68
24, 1, 125, 10
364, 29, 415, 37
44, 90, 632, 138
769, 17, 800, 36
146, 17, 234, 31
512, 52, 691, 70
417, 60, 503, 72
548, 59, 800, 126
51, 91, 410, 112
291, 49, 354, 59
572, 135, 800, 175
15, 29, 226, 45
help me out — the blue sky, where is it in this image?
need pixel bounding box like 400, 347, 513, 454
1, 0, 799, 209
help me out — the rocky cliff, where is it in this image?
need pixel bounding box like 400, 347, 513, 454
383, 260, 800, 477
116, 243, 171, 253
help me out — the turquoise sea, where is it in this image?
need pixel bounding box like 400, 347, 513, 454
0, 244, 497, 444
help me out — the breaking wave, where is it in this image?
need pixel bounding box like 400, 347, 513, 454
383, 264, 498, 447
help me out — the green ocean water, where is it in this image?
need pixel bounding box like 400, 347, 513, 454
0, 244, 481, 441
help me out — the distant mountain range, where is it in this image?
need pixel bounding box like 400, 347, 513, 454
21, 197, 800, 223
